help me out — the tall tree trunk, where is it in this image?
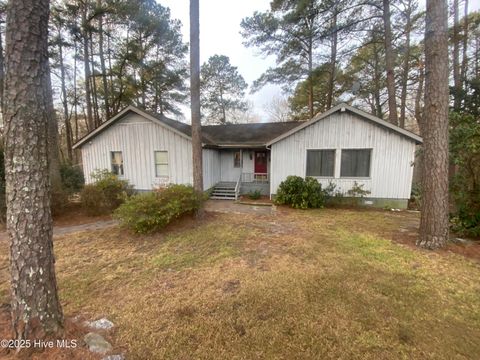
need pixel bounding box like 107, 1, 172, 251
326, 11, 337, 110
418, 0, 449, 249
97, 0, 110, 119
73, 38, 79, 143
190, 0, 204, 216
82, 7, 94, 131
46, 68, 63, 210
4, 0, 64, 341
383, 0, 399, 125
414, 60, 424, 134
90, 34, 100, 126
58, 32, 73, 162
372, 32, 383, 119
452, 0, 461, 110
307, 38, 314, 118
399, 0, 413, 129
0, 28, 4, 114
460, 0, 468, 87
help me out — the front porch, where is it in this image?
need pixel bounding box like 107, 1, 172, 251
210, 148, 271, 200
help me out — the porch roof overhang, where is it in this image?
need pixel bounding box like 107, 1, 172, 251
203, 143, 268, 149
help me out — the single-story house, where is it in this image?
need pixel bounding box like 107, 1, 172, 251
73, 103, 422, 208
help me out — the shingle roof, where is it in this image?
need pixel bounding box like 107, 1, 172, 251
201, 122, 301, 146
73, 106, 302, 149
145, 109, 302, 146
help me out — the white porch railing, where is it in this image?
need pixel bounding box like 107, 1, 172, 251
234, 173, 242, 200
241, 172, 269, 183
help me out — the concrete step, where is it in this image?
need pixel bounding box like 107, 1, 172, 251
212, 189, 235, 194
210, 196, 236, 200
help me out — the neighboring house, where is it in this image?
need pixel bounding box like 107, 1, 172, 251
73, 103, 422, 208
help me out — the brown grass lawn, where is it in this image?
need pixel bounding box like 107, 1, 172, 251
0, 208, 480, 359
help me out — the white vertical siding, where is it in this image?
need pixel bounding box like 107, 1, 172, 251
219, 150, 242, 182
270, 112, 417, 199
81, 113, 193, 190
202, 149, 221, 190
218, 149, 269, 182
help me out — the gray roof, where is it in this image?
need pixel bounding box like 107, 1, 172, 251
73, 105, 302, 149
267, 103, 423, 145
73, 103, 422, 150
202, 122, 300, 147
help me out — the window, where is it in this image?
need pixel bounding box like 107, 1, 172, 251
340, 149, 371, 177
233, 151, 242, 168
155, 151, 169, 177
111, 151, 124, 176
306, 150, 335, 177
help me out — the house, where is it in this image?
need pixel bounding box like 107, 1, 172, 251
73, 103, 422, 209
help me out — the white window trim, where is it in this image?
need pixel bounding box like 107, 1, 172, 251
154, 150, 169, 178
110, 151, 124, 177
339, 148, 373, 179
304, 148, 336, 178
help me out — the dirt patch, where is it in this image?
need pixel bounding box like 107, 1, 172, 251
385, 212, 480, 262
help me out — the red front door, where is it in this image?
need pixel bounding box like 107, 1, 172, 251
254, 151, 267, 174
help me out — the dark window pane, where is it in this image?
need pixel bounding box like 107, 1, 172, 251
234, 151, 241, 168
306, 150, 335, 177
340, 149, 371, 177
111, 151, 124, 176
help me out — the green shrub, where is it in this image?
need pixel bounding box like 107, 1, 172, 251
60, 162, 85, 194
346, 181, 371, 198
451, 175, 480, 237
114, 184, 205, 234
409, 183, 422, 210
248, 190, 262, 200
275, 176, 326, 209
81, 169, 134, 216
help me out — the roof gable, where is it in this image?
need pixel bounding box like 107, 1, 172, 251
72, 106, 197, 149
266, 103, 423, 146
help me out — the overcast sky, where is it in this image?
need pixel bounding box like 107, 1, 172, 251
160, 0, 480, 123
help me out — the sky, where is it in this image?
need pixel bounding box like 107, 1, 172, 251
160, 0, 280, 122
160, 0, 480, 123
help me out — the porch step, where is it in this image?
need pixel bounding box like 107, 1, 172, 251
211, 182, 237, 200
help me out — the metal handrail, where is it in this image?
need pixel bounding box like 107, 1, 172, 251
234, 173, 242, 200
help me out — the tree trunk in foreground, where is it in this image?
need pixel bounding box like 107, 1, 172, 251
190, 0, 204, 215
4, 0, 64, 340
417, 0, 449, 249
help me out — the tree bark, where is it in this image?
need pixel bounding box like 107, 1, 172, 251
383, 0, 399, 125
399, 0, 413, 129
4, 0, 64, 341
90, 33, 100, 127
418, 0, 450, 249
307, 38, 314, 118
460, 0, 468, 87
414, 59, 424, 134
372, 31, 383, 119
326, 11, 337, 110
190, 0, 204, 215
82, 6, 94, 131
0, 27, 4, 115
97, 0, 110, 120
452, 0, 461, 110
46, 70, 62, 199
58, 32, 73, 162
